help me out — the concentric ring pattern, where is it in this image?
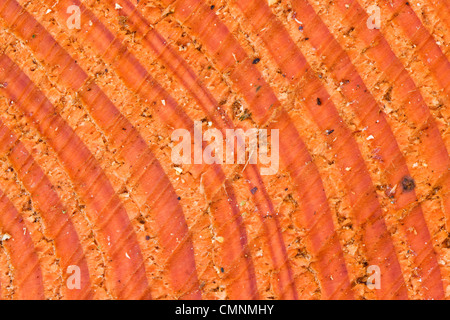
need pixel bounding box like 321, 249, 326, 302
0, 0, 448, 300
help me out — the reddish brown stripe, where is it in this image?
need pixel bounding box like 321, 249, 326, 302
0, 0, 202, 298
162, 0, 357, 299
245, 0, 444, 299
102, 0, 298, 299
233, 1, 408, 298
0, 54, 151, 299
330, 0, 450, 278
385, 0, 450, 95
0, 119, 93, 299
0, 0, 446, 300
274, 111, 353, 299
51, 0, 265, 298
0, 188, 44, 299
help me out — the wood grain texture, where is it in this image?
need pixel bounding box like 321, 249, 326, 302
0, 0, 448, 299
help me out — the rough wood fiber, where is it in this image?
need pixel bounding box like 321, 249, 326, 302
0, 0, 448, 300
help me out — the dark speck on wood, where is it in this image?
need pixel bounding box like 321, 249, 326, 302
401, 176, 415, 192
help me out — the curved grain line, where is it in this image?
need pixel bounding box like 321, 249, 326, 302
0, 188, 44, 299
0, 0, 201, 298
331, 0, 450, 246
207, 182, 259, 299
331, 0, 449, 152
0, 119, 93, 299
274, 110, 354, 299
97, 0, 298, 299
176, 0, 354, 297
420, 0, 450, 37
384, 0, 450, 95
49, 0, 265, 298
0, 0, 445, 300
0, 54, 151, 299
160, 0, 370, 299
250, 0, 444, 298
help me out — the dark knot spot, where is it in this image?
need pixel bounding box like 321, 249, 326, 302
401, 176, 415, 192
442, 237, 450, 248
